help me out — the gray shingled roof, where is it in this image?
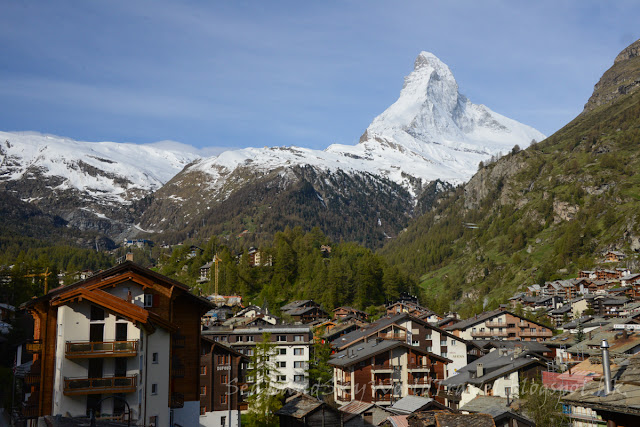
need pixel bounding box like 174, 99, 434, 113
441, 349, 544, 388
329, 338, 450, 368
388, 395, 442, 414
563, 354, 640, 416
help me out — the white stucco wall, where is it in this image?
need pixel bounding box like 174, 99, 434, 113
199, 409, 241, 427
141, 327, 171, 427
172, 401, 201, 427
53, 301, 143, 419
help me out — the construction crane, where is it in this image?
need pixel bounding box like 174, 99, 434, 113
25, 267, 53, 295
213, 254, 223, 305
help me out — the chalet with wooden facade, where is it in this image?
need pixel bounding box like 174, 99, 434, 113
199, 338, 248, 427
329, 339, 450, 407
19, 261, 211, 426
281, 300, 328, 323
445, 309, 553, 342
331, 313, 480, 377
333, 306, 369, 321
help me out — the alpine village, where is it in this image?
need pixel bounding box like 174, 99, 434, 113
4, 19, 640, 427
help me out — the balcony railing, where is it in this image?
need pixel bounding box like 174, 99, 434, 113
336, 380, 351, 387
65, 340, 138, 358
520, 330, 553, 337
485, 321, 507, 328
24, 373, 40, 386
408, 379, 431, 387
407, 364, 430, 371
378, 332, 406, 340
173, 333, 186, 348
171, 392, 184, 409
372, 395, 392, 402
63, 376, 137, 395
471, 330, 508, 337
372, 365, 396, 372
336, 394, 352, 403
19, 403, 39, 419
26, 340, 42, 354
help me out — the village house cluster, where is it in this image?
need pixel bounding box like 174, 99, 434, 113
9, 249, 640, 426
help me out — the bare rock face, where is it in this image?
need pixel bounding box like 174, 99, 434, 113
463, 154, 526, 209
583, 39, 640, 113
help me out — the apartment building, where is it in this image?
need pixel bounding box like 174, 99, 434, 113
332, 313, 480, 377
329, 339, 450, 406
19, 261, 211, 426
201, 324, 312, 393
445, 309, 553, 342
199, 338, 248, 427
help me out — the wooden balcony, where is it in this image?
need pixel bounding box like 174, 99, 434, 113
408, 378, 431, 387
519, 330, 553, 337
372, 364, 396, 373
378, 332, 406, 340
26, 340, 42, 354
24, 373, 40, 386
336, 380, 351, 388
372, 395, 392, 403
65, 340, 138, 358
485, 321, 507, 328
63, 376, 137, 395
471, 330, 508, 337
407, 364, 431, 372
171, 392, 184, 409
19, 403, 39, 419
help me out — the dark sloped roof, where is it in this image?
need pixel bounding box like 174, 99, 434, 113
275, 393, 338, 419
329, 338, 450, 368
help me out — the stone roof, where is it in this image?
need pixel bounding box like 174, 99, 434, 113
563, 353, 640, 416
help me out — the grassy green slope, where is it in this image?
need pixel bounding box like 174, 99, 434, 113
380, 87, 640, 317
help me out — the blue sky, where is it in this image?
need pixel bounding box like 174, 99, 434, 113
0, 1, 638, 153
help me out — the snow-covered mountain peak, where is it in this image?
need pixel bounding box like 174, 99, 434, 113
362, 51, 545, 161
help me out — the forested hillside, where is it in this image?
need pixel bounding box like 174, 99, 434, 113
381, 65, 640, 317
157, 227, 417, 314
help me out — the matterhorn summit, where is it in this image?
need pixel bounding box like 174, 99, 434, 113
190, 52, 544, 193
326, 51, 546, 190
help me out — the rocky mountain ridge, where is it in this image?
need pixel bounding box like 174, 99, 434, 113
0, 52, 544, 247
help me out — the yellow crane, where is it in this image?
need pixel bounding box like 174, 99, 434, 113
24, 267, 53, 294
213, 253, 221, 297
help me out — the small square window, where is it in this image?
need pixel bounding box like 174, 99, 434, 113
144, 294, 154, 308
200, 366, 206, 375
200, 406, 206, 415
294, 361, 304, 369
152, 352, 158, 364
200, 386, 206, 395
277, 335, 287, 342
294, 375, 305, 383
278, 361, 286, 368
279, 348, 287, 355
293, 348, 303, 356
277, 375, 286, 382
151, 383, 158, 395
247, 336, 254, 342
220, 394, 227, 405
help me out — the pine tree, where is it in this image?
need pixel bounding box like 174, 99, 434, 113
246, 333, 282, 427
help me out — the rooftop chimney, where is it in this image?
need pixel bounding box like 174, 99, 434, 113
601, 339, 613, 395
476, 363, 484, 378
